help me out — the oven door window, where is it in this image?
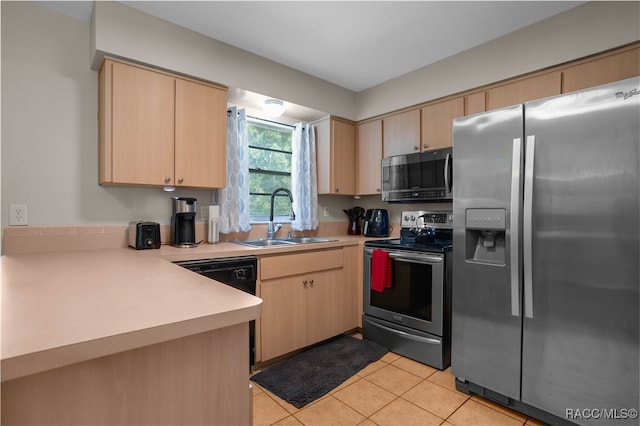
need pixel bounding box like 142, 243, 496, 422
370, 258, 433, 322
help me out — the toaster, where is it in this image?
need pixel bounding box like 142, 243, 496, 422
128, 221, 161, 250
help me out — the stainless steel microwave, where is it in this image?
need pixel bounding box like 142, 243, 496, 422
381, 148, 452, 202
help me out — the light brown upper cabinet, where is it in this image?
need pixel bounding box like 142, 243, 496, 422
562, 47, 639, 94
361, 44, 637, 161
382, 109, 421, 157
486, 71, 562, 111
465, 91, 486, 116
316, 117, 356, 195
99, 59, 227, 189
421, 97, 464, 150
174, 79, 227, 188
356, 119, 383, 195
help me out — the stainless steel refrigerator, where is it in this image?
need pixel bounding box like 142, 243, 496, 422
451, 77, 639, 426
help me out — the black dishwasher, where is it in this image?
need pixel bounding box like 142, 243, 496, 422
174, 256, 257, 369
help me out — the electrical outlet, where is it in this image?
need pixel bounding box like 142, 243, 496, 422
323, 206, 330, 217
10, 204, 28, 226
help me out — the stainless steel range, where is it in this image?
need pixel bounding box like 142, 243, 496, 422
362, 210, 453, 369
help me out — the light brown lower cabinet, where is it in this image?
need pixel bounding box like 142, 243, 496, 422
1, 325, 251, 426
259, 247, 357, 361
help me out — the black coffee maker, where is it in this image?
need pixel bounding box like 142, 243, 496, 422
171, 197, 198, 247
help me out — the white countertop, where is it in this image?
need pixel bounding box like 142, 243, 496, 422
0, 237, 365, 381
0, 248, 264, 381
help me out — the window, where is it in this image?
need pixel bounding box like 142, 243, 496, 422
248, 117, 294, 221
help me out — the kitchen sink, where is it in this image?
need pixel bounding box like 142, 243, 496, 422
233, 237, 336, 248
281, 237, 336, 244
234, 239, 297, 247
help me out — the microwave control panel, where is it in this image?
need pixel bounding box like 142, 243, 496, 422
385, 189, 448, 201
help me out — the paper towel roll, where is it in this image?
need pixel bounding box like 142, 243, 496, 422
207, 205, 220, 244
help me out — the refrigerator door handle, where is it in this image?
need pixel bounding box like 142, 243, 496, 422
523, 135, 535, 319
444, 152, 452, 193
510, 138, 523, 317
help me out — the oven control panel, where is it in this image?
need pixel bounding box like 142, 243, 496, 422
402, 210, 453, 229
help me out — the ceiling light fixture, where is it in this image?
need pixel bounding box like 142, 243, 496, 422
263, 99, 285, 117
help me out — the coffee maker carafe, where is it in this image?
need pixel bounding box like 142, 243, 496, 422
171, 197, 198, 247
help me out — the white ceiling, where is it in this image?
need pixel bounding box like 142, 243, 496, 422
35, 1, 584, 93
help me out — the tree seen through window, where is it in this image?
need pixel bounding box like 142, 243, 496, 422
248, 118, 293, 220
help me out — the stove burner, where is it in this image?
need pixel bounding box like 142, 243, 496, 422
364, 209, 453, 253
415, 229, 437, 243
400, 226, 452, 245
365, 237, 452, 253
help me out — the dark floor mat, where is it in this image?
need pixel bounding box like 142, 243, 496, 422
251, 335, 388, 408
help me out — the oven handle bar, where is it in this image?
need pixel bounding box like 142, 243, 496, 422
366, 319, 441, 345
365, 248, 444, 264
364, 248, 443, 264
387, 252, 443, 264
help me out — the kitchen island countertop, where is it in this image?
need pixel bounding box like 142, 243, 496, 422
0, 248, 264, 381
0, 235, 370, 381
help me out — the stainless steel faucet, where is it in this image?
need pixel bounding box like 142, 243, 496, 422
267, 188, 295, 239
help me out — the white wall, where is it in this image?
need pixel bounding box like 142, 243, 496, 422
1, 1, 638, 232
90, 1, 356, 121
89, 1, 640, 123
0, 1, 353, 231
1, 2, 212, 227
356, 1, 640, 120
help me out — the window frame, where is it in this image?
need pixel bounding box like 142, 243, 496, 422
247, 116, 295, 223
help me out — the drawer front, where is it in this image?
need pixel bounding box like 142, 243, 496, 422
261, 248, 343, 280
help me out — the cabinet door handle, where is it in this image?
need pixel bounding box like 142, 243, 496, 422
178, 177, 184, 184
309, 279, 314, 287
423, 144, 429, 149
302, 280, 308, 287
164, 176, 171, 183
334, 188, 339, 193
413, 145, 419, 151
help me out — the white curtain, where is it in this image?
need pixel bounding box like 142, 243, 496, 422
218, 107, 251, 234
291, 123, 318, 231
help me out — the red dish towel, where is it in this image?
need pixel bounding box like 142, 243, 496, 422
371, 249, 392, 293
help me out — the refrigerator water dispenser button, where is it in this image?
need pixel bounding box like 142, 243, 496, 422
465, 208, 506, 230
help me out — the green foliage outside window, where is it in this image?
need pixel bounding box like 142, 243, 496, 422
248, 119, 293, 219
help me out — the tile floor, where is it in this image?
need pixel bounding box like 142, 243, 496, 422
251, 336, 542, 426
